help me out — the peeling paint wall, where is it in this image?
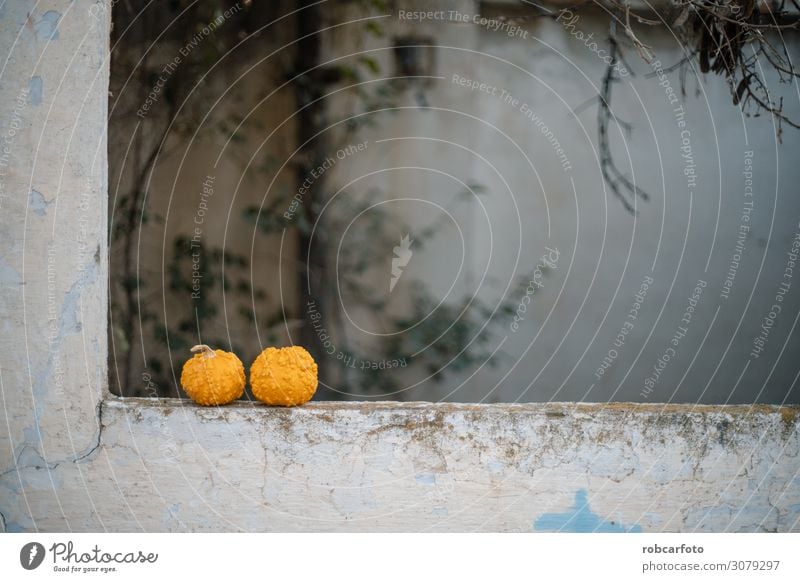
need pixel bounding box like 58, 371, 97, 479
0, 0, 109, 533
0, 1, 799, 533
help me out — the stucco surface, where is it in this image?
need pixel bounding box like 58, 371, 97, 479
1, 1, 799, 533
0, 0, 109, 534
2, 399, 799, 532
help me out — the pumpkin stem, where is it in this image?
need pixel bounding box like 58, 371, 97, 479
190, 344, 216, 358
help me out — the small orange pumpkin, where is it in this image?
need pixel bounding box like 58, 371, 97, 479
250, 346, 318, 406
180, 344, 245, 406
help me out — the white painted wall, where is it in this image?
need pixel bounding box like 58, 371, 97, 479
0, 0, 798, 533
315, 0, 800, 404
0, 0, 108, 530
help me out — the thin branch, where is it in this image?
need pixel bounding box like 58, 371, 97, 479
597, 33, 650, 214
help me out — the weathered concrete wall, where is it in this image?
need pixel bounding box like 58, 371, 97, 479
3, 400, 799, 532
0, 0, 109, 532
317, 1, 800, 404
1, 0, 799, 533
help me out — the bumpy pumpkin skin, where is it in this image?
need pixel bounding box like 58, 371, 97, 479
180, 346, 246, 406
250, 346, 318, 406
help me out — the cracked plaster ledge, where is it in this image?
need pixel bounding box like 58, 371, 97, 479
2, 399, 799, 532
93, 399, 800, 531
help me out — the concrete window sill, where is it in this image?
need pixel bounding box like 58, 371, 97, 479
61, 397, 796, 532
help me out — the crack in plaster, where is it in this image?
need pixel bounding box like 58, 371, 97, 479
1, 400, 104, 479
2, 258, 102, 477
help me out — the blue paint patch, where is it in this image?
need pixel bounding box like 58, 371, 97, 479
35, 10, 61, 41
487, 460, 504, 474
2, 478, 21, 494
533, 489, 642, 533
22, 427, 39, 447
162, 502, 185, 529
432, 506, 448, 517
29, 189, 48, 215
643, 512, 663, 527
17, 444, 46, 468
415, 474, 436, 485
27, 260, 98, 440
6, 521, 25, 533
28, 76, 43, 105
0, 258, 22, 286
786, 504, 800, 523
165, 503, 181, 521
